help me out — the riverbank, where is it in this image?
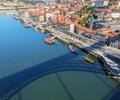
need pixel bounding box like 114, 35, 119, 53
44, 26, 120, 81
1, 10, 120, 100
13, 14, 120, 81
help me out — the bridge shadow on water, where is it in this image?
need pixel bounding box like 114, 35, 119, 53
102, 83, 120, 100
0, 51, 117, 100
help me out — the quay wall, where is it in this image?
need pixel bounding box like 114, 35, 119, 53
57, 36, 70, 44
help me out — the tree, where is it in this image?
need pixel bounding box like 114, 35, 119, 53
78, 17, 88, 25
76, 10, 82, 17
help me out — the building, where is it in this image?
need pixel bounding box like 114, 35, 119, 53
2, 1, 17, 7
45, 12, 54, 22
70, 24, 75, 33
107, 11, 120, 18
57, 0, 71, 3
118, 1, 120, 8
91, 0, 109, 7
39, 13, 45, 22
95, 13, 112, 21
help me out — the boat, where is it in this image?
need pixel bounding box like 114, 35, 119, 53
44, 38, 55, 44
68, 45, 78, 55
83, 54, 95, 64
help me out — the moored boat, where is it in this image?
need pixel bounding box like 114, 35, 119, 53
83, 56, 95, 64
44, 38, 55, 44
68, 45, 78, 55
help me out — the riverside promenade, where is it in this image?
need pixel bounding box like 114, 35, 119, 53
18, 15, 120, 80
45, 26, 120, 80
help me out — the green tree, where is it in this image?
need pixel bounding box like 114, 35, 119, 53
76, 10, 82, 17
78, 17, 88, 25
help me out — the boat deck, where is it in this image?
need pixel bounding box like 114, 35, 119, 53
44, 38, 55, 44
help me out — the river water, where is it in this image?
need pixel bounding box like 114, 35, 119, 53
0, 15, 120, 100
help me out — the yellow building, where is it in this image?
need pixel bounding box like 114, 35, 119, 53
39, 14, 45, 22
118, 1, 120, 8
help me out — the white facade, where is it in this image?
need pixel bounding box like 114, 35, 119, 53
92, 0, 109, 7
23, 12, 30, 18
104, 17, 112, 21
46, 13, 54, 18
108, 12, 120, 18
46, 12, 54, 22
104, 1, 109, 6
111, 13, 120, 18
118, 2, 120, 8
70, 24, 74, 33
3, 2, 17, 7
82, 0, 85, 2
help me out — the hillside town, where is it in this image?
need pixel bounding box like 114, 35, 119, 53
0, 0, 120, 79
0, 0, 120, 47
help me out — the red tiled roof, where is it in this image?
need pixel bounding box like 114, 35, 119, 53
101, 28, 117, 37
101, 28, 113, 32
76, 24, 96, 33
52, 19, 58, 24
29, 10, 45, 17
102, 32, 114, 37
91, 0, 109, 2
65, 18, 73, 24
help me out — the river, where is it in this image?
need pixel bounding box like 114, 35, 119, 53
0, 15, 120, 100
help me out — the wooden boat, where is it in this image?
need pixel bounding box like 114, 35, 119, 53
44, 38, 55, 44
83, 55, 95, 64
